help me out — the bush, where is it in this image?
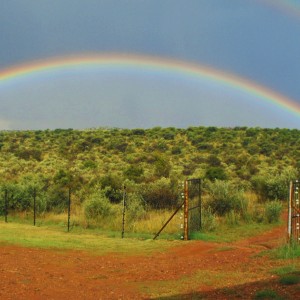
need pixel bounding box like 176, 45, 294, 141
124, 165, 144, 182
99, 174, 123, 203
205, 167, 227, 181
84, 189, 112, 220
251, 167, 297, 201
154, 155, 171, 178
46, 186, 69, 213
252, 205, 265, 223
206, 180, 248, 217
140, 178, 178, 209
264, 201, 282, 223
0, 183, 32, 212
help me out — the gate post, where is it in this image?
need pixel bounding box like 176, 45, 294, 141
122, 185, 126, 239
67, 187, 71, 232
183, 179, 189, 241
4, 189, 8, 223
288, 181, 292, 242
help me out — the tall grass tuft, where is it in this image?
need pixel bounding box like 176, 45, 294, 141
264, 201, 282, 223
201, 207, 218, 232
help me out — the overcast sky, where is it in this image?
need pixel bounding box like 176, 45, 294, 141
1, 0, 300, 130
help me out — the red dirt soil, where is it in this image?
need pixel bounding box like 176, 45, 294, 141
0, 223, 299, 299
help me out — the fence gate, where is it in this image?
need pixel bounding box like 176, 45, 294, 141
288, 180, 300, 243
153, 178, 201, 240
183, 178, 201, 240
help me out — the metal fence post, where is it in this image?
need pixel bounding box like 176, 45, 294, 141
122, 185, 126, 239
68, 187, 71, 232
288, 181, 292, 242
4, 189, 8, 223
33, 188, 36, 226
183, 180, 189, 241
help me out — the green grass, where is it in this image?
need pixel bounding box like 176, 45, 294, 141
271, 242, 300, 259
2, 211, 282, 247
0, 220, 180, 255
272, 265, 298, 276
254, 289, 283, 299
279, 273, 300, 285
190, 222, 279, 243
272, 266, 300, 286
188, 231, 218, 242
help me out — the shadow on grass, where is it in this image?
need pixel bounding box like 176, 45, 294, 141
153, 274, 300, 300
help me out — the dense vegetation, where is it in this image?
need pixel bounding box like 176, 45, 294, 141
0, 126, 299, 230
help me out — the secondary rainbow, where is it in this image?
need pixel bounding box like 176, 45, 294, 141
1, 53, 300, 119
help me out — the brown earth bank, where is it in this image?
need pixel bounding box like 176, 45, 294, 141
0, 223, 299, 299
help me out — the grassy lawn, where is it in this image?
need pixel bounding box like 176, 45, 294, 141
0, 220, 180, 255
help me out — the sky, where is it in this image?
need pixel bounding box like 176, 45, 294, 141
0, 0, 300, 130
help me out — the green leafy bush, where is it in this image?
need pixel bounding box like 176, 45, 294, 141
140, 178, 178, 209
206, 180, 248, 217
205, 167, 227, 181
251, 167, 297, 201
124, 165, 144, 182
153, 155, 171, 178
84, 189, 112, 219
264, 201, 282, 223
99, 174, 123, 203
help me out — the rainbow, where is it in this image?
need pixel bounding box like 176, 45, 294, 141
1, 53, 300, 119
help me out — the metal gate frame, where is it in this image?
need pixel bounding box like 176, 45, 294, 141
153, 178, 201, 240
183, 178, 201, 240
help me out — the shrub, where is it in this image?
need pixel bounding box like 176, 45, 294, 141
99, 174, 123, 203
154, 155, 171, 178
264, 201, 282, 223
205, 167, 227, 181
206, 180, 248, 217
123, 165, 144, 182
251, 167, 297, 201
84, 189, 112, 220
0, 183, 32, 212
252, 205, 265, 223
140, 178, 178, 209
46, 186, 69, 213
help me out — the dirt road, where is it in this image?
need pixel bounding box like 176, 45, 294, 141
0, 223, 299, 299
